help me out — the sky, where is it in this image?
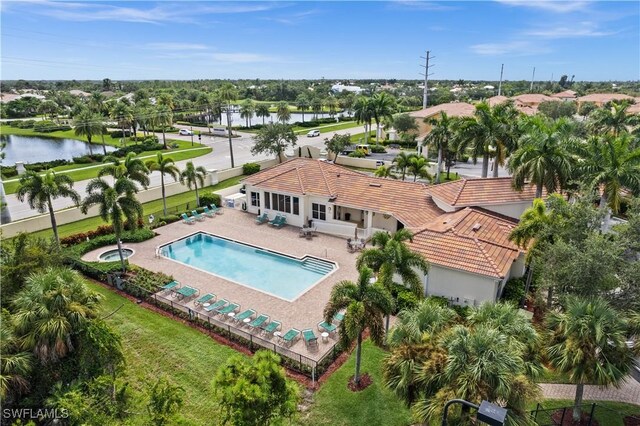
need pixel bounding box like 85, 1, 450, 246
1, 0, 639, 81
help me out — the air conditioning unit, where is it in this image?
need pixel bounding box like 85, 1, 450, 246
463, 297, 476, 306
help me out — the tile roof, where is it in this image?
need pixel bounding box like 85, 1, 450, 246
512, 94, 558, 105
409, 102, 476, 119
551, 90, 577, 99
487, 95, 510, 106
407, 208, 521, 278
578, 93, 633, 103
426, 177, 539, 207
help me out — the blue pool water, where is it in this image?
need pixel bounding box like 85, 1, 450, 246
160, 233, 335, 301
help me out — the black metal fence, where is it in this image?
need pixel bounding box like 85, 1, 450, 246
530, 402, 640, 426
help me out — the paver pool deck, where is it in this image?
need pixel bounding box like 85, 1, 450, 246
82, 208, 359, 361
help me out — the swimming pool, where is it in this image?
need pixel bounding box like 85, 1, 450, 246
159, 232, 335, 301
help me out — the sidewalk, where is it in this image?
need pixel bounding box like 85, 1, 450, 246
540, 377, 640, 405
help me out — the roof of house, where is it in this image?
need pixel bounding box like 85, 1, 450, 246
551, 90, 577, 99
243, 158, 444, 228
487, 95, 509, 106
407, 207, 521, 278
426, 177, 539, 207
409, 102, 476, 119
512, 94, 558, 105
578, 93, 633, 103
69, 90, 90, 97
628, 102, 640, 115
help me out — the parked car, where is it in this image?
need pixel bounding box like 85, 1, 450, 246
179, 129, 193, 136
307, 129, 321, 137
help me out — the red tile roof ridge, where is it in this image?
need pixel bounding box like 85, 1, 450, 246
296, 168, 306, 195
318, 163, 334, 196
473, 238, 503, 277
250, 166, 300, 187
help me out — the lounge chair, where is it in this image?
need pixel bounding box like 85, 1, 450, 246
248, 314, 269, 330
268, 214, 283, 226
302, 329, 318, 349
271, 216, 287, 229
318, 321, 337, 336
181, 213, 195, 225
255, 213, 269, 224
175, 285, 199, 301
234, 309, 256, 323
161, 281, 180, 293
202, 206, 216, 218
261, 320, 282, 338
209, 204, 223, 215
194, 293, 215, 307
216, 303, 240, 317
333, 312, 345, 323
191, 210, 206, 221
279, 328, 300, 347
204, 299, 228, 313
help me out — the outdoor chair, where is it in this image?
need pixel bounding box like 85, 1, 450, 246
268, 214, 283, 226
261, 320, 282, 338
209, 204, 223, 215
161, 281, 180, 293
255, 213, 269, 224
333, 312, 345, 324
318, 321, 337, 336
234, 309, 256, 324
302, 329, 318, 349
248, 314, 269, 331
202, 206, 216, 218
175, 285, 199, 301
279, 328, 300, 347
204, 299, 228, 313
191, 210, 206, 221
181, 213, 195, 225
272, 216, 287, 229
194, 293, 215, 308
216, 303, 240, 317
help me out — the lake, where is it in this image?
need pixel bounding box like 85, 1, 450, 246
0, 134, 116, 166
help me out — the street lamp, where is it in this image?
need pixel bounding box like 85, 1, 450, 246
190, 126, 194, 147
442, 399, 507, 426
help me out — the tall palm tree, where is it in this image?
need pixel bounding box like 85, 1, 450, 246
99, 152, 150, 189
16, 171, 80, 245
324, 267, 393, 386
392, 151, 415, 181
81, 177, 143, 272
276, 101, 291, 124
311, 97, 323, 120
296, 95, 309, 122
589, 101, 639, 136
357, 229, 429, 331
371, 93, 396, 144
156, 93, 175, 111
88, 92, 106, 115
0, 314, 33, 401
12, 267, 101, 364
145, 153, 179, 216
546, 297, 634, 422
325, 96, 338, 118
180, 161, 207, 207
255, 103, 271, 125
156, 105, 173, 149
508, 116, 575, 198
239, 99, 255, 128
423, 111, 454, 183
353, 97, 373, 144
407, 155, 432, 182
73, 110, 103, 156
110, 101, 133, 147
374, 165, 397, 179
218, 83, 238, 168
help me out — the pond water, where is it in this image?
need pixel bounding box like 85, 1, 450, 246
0, 134, 116, 166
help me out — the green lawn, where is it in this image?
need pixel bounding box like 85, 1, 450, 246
27, 175, 244, 240
349, 131, 377, 143
300, 340, 412, 426
528, 400, 640, 426
86, 280, 241, 425
293, 120, 361, 135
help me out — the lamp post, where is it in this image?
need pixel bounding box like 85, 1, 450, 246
190, 126, 194, 146
442, 399, 507, 426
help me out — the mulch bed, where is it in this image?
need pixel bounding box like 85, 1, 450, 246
551, 409, 599, 426
347, 373, 373, 392
623, 415, 640, 426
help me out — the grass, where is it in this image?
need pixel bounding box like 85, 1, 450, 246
300, 340, 412, 426
86, 280, 241, 425
25, 175, 243, 240
527, 400, 640, 426
537, 366, 573, 384
349, 131, 377, 143
293, 120, 361, 135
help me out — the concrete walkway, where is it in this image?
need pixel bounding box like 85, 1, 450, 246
540, 377, 640, 405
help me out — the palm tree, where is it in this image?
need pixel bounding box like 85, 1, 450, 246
325, 96, 338, 118
276, 101, 291, 124
82, 177, 143, 272
218, 83, 238, 168
16, 170, 80, 245
180, 161, 207, 207
156, 105, 173, 149
424, 111, 454, 183
353, 97, 373, 144
296, 95, 309, 122
508, 116, 575, 198
589, 101, 639, 136
0, 313, 33, 401
357, 229, 429, 331
88, 92, 106, 115
73, 110, 103, 156
546, 297, 634, 422
99, 152, 150, 189
323, 266, 393, 386
255, 103, 271, 125
12, 267, 101, 364
311, 97, 323, 120
156, 93, 175, 111
392, 151, 415, 181
407, 155, 432, 182
371, 93, 396, 144
145, 153, 179, 216
239, 99, 255, 128
374, 165, 397, 179
110, 101, 133, 147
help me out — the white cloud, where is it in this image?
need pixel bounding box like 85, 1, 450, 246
389, 1, 458, 11
470, 40, 550, 56
211, 53, 277, 63
525, 21, 615, 38
147, 43, 209, 51
495, 0, 591, 13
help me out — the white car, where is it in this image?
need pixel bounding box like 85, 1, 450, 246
179, 129, 193, 136
307, 129, 320, 137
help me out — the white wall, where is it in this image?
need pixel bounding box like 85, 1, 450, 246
477, 201, 532, 220
371, 211, 398, 233
431, 196, 457, 212
421, 265, 500, 305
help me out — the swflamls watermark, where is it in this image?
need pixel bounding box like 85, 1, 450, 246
2, 408, 69, 421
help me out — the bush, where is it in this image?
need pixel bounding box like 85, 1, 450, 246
199, 193, 221, 208
396, 290, 419, 313
369, 144, 387, 153
1, 166, 18, 179
63, 227, 155, 253
348, 150, 366, 158
501, 277, 525, 305
126, 266, 173, 293
72, 155, 97, 164
426, 295, 450, 308
242, 162, 261, 175
16, 119, 36, 129
33, 121, 71, 132
111, 140, 163, 157
109, 130, 132, 138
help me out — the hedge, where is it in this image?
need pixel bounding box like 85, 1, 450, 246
242, 162, 260, 175
199, 193, 222, 208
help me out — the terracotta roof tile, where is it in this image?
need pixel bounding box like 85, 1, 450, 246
409, 102, 476, 119
426, 177, 539, 207
578, 93, 633, 103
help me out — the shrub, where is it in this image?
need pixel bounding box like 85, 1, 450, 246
501, 277, 525, 305
16, 119, 36, 129
33, 121, 71, 132
348, 150, 366, 158
63, 227, 155, 253
1, 166, 18, 179
199, 193, 221, 208
72, 155, 96, 164
369, 144, 387, 153
126, 266, 173, 293
396, 290, 419, 313
426, 295, 450, 308
109, 130, 132, 138
242, 162, 261, 175
110, 140, 163, 157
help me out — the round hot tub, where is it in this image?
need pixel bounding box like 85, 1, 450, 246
98, 248, 134, 262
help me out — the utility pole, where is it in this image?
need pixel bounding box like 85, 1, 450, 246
497, 63, 504, 96
420, 50, 435, 109
226, 106, 235, 168
530, 67, 536, 92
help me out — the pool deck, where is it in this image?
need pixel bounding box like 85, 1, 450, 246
82, 208, 359, 362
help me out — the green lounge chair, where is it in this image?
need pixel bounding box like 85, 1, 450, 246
175, 286, 199, 300
191, 210, 206, 221
205, 299, 228, 313
161, 281, 180, 292
202, 206, 216, 218
272, 216, 287, 229
234, 309, 256, 323
216, 303, 239, 316
255, 213, 269, 224
194, 293, 215, 307
209, 204, 223, 215
318, 321, 337, 335
268, 214, 283, 226
181, 213, 195, 225
261, 320, 281, 337
279, 328, 300, 347
248, 314, 269, 330
302, 329, 318, 348
333, 312, 345, 323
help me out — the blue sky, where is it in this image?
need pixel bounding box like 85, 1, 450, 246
1, 1, 638, 81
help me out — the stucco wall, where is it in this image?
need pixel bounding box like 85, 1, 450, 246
477, 201, 532, 220
371, 211, 398, 232
421, 265, 500, 305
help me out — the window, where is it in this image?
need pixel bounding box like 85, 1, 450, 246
312, 203, 326, 221
293, 197, 299, 215
250, 192, 260, 207
264, 192, 270, 209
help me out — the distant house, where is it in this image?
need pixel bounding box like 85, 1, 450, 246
69, 89, 90, 98
330, 83, 363, 94
550, 90, 577, 101
487, 95, 509, 107
577, 93, 634, 107
409, 102, 476, 138
243, 158, 539, 305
